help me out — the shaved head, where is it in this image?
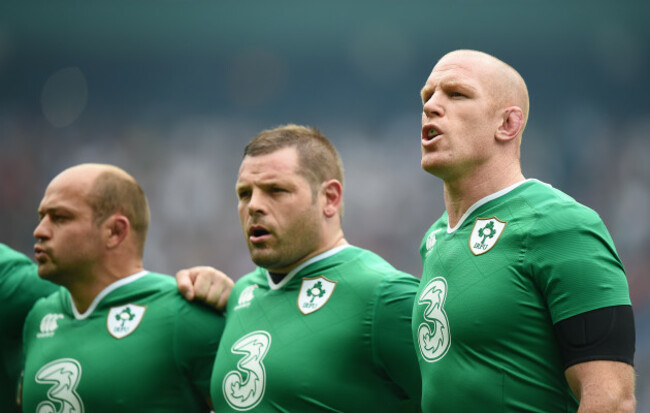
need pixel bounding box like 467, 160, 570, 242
435, 49, 529, 133
420, 49, 530, 183
50, 163, 150, 254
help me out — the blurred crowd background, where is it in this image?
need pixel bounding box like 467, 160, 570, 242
1, 1, 649, 408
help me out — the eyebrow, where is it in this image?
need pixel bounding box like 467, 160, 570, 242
420, 78, 478, 102
38, 205, 73, 217
444, 80, 477, 93
235, 182, 250, 193
420, 86, 432, 102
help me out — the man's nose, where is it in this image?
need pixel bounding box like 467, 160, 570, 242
34, 217, 50, 240
247, 190, 266, 215
423, 93, 445, 118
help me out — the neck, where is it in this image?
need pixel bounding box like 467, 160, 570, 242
268, 271, 286, 284
304, 234, 349, 266
443, 162, 524, 228
67, 282, 106, 314
67, 259, 144, 314
269, 235, 348, 275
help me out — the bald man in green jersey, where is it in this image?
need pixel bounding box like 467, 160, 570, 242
22, 164, 227, 412
414, 50, 635, 412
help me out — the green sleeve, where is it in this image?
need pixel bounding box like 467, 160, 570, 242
0, 244, 58, 412
173, 298, 226, 399
0, 243, 58, 333
526, 205, 631, 323
372, 273, 422, 403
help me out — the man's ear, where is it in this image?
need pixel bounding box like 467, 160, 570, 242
321, 179, 343, 218
496, 106, 525, 142
104, 215, 130, 248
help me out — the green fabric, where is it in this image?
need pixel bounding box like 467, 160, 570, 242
0, 244, 58, 412
413, 179, 631, 412
22, 271, 225, 412
211, 246, 421, 412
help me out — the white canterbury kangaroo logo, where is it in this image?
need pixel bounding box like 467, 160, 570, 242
37, 314, 64, 338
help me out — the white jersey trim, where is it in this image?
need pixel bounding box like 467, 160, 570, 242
447, 179, 546, 233
267, 245, 351, 290
69, 270, 149, 320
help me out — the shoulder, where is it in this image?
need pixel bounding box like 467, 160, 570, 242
232, 268, 266, 293
144, 272, 224, 314
338, 247, 419, 300
124, 272, 223, 324
0, 243, 32, 268
25, 289, 65, 327
0, 245, 58, 321
517, 180, 605, 233
521, 180, 598, 215
348, 247, 418, 280
0, 243, 49, 290
419, 217, 447, 256
236, 267, 267, 284
132, 271, 189, 301
514, 181, 620, 269
141, 271, 177, 288
31, 289, 65, 310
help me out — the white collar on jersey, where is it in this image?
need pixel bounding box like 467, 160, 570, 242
267, 245, 351, 290
447, 178, 550, 233
69, 270, 149, 320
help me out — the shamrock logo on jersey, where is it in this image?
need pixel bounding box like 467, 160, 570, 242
469, 217, 507, 256
107, 304, 146, 339
297, 276, 337, 315
116, 307, 136, 327
307, 281, 326, 303
478, 221, 497, 243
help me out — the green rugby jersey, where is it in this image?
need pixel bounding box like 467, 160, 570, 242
22, 271, 225, 413
211, 245, 421, 412
413, 179, 631, 412
0, 244, 58, 412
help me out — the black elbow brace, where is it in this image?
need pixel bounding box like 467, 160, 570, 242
553, 305, 635, 369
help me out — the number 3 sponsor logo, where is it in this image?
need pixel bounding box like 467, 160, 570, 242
417, 277, 451, 362
35, 358, 84, 413
223, 331, 271, 411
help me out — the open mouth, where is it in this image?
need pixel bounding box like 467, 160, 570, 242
424, 126, 441, 141
251, 228, 269, 237
249, 226, 271, 242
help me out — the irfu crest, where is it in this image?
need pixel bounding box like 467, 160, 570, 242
469, 217, 507, 255
107, 304, 146, 339
297, 276, 336, 315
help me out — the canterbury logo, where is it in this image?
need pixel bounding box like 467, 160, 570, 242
37, 313, 64, 338
235, 285, 258, 310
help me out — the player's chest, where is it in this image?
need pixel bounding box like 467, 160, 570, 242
222, 280, 371, 355
23, 313, 180, 412
416, 222, 544, 343
26, 303, 176, 368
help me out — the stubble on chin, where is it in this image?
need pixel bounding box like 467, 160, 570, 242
248, 245, 276, 269
36, 264, 56, 281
